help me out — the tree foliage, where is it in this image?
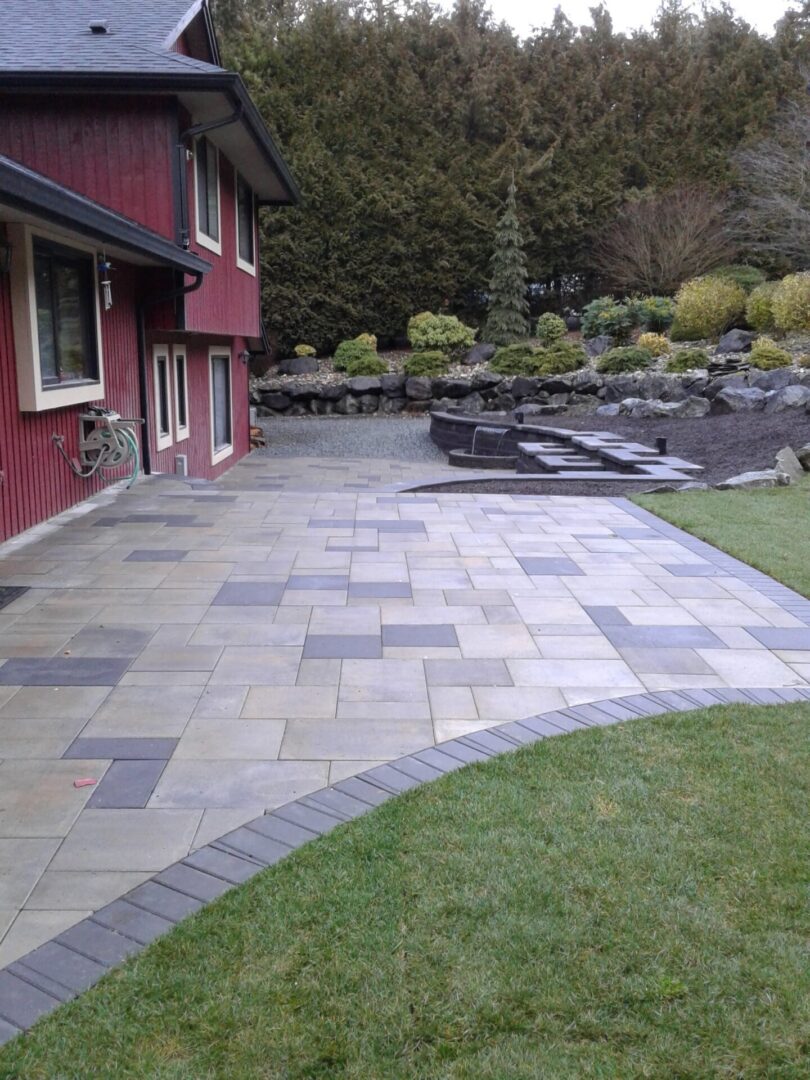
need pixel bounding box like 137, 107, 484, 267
212, 0, 805, 352
486, 176, 529, 345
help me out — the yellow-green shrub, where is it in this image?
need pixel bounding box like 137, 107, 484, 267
345, 355, 388, 377
745, 282, 779, 333
333, 339, 376, 371
665, 348, 709, 372
771, 273, 810, 332
354, 333, 378, 350
637, 332, 669, 357
407, 312, 475, 353
535, 313, 567, 346
403, 351, 449, 377
670, 277, 746, 340
748, 338, 792, 370
294, 343, 317, 357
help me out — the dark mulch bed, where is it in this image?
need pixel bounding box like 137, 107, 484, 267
420, 411, 810, 496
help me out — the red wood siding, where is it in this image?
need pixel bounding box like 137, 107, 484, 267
185, 154, 261, 339
0, 96, 177, 240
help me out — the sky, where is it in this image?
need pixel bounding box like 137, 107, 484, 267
482, 0, 796, 37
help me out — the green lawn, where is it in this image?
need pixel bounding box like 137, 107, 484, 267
2, 704, 809, 1079
636, 477, 810, 599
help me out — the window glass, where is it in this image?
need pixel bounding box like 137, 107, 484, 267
236, 175, 254, 266
32, 240, 98, 387
175, 354, 188, 430
196, 136, 219, 242
211, 355, 231, 451
156, 356, 170, 436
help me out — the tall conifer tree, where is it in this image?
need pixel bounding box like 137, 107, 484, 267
485, 174, 529, 345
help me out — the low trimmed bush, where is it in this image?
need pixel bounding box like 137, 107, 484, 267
709, 264, 767, 294
665, 348, 710, 372
403, 351, 449, 377
633, 296, 676, 332
333, 339, 377, 371
354, 333, 378, 350
538, 340, 586, 372
670, 276, 747, 340
748, 338, 792, 370
581, 297, 637, 344
490, 343, 542, 376
637, 332, 670, 357
294, 344, 316, 357
597, 346, 653, 373
345, 355, 388, 377
745, 282, 779, 333
535, 312, 567, 346
772, 273, 810, 332
407, 312, 476, 354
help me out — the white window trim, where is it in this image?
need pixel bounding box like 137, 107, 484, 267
172, 346, 189, 442
208, 347, 233, 466
234, 171, 256, 276
193, 136, 222, 256
8, 223, 105, 412
152, 344, 173, 452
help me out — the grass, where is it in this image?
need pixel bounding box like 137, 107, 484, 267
2, 704, 810, 1078
636, 477, 810, 599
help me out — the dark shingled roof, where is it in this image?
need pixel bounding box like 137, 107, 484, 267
0, 0, 221, 75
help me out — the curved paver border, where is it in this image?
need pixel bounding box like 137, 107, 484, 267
2, 682, 810, 1045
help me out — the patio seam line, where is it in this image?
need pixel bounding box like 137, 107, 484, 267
2, 685, 809, 1045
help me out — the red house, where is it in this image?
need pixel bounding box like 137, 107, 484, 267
0, 0, 298, 542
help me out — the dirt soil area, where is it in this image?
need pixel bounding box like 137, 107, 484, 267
420, 411, 810, 496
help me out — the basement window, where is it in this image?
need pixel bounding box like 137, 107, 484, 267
194, 136, 221, 254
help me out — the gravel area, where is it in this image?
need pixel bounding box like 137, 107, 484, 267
257, 415, 445, 463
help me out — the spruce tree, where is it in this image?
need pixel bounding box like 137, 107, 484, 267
485, 175, 529, 345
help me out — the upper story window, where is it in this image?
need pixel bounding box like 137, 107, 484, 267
235, 173, 255, 274
194, 135, 221, 254
33, 238, 99, 387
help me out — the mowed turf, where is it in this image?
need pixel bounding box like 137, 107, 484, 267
636, 477, 810, 599
1, 704, 809, 1079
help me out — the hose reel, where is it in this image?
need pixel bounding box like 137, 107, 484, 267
52, 406, 145, 488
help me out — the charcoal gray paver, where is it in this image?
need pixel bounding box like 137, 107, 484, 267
348, 582, 412, 599
124, 550, 189, 562
0, 970, 62, 1029
6, 963, 75, 1003
0, 1017, 21, 1046
126, 881, 205, 922
57, 919, 142, 966
212, 582, 285, 606
286, 575, 349, 591
518, 557, 584, 576
744, 627, 810, 649
271, 804, 344, 835
435, 741, 492, 764
661, 564, 726, 577
13, 942, 107, 992
388, 756, 444, 782
0, 657, 130, 686
91, 900, 175, 945
303, 789, 374, 820
412, 747, 468, 772
182, 847, 263, 885
332, 776, 394, 806
382, 624, 459, 647
246, 814, 317, 847
602, 625, 727, 649
155, 863, 233, 902
362, 764, 423, 791
214, 828, 292, 866
583, 606, 631, 627
64, 737, 177, 760
87, 760, 166, 808
302, 634, 382, 659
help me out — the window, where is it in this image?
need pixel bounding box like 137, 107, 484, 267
173, 347, 189, 442
235, 173, 255, 273
9, 224, 105, 412
209, 350, 233, 464
33, 239, 99, 387
194, 136, 220, 253
153, 345, 172, 451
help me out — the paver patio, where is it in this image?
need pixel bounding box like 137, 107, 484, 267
0, 450, 809, 972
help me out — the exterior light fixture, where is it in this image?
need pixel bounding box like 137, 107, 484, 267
239, 350, 251, 365
98, 254, 113, 310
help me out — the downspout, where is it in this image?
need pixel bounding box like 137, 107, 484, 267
136, 271, 204, 475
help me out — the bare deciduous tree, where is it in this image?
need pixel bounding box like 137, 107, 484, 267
594, 186, 734, 294
731, 99, 810, 271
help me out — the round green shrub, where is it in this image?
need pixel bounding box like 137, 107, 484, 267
637, 332, 670, 357
745, 282, 779, 333
535, 313, 567, 346
537, 340, 586, 372
403, 351, 449, 377
632, 296, 676, 332
748, 338, 792, 370
597, 346, 653, 374
709, 264, 767, 294
344, 355, 388, 377
407, 312, 476, 354
490, 343, 543, 376
772, 273, 810, 332
333, 339, 377, 371
670, 277, 747, 341
665, 348, 710, 372
294, 343, 316, 357
581, 297, 637, 344
354, 333, 378, 351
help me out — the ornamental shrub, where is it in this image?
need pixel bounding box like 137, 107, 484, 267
771, 273, 810, 332
354, 333, 378, 350
670, 276, 746, 340
490, 343, 543, 376
403, 351, 449, 377
539, 340, 586, 371
407, 312, 476, 354
294, 343, 317, 357
535, 312, 567, 346
745, 282, 779, 333
333, 339, 377, 371
345, 355, 388, 377
597, 346, 653, 373
665, 348, 710, 372
581, 297, 637, 344
748, 337, 792, 370
632, 295, 676, 332
709, 264, 767, 293
637, 332, 670, 357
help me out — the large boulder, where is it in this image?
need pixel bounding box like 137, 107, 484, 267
260, 391, 291, 411
570, 369, 604, 396
603, 375, 640, 404
715, 469, 790, 490
774, 446, 804, 482
334, 394, 361, 415
432, 377, 472, 399
285, 381, 319, 400
405, 376, 433, 400
703, 373, 747, 400
596, 402, 621, 417
511, 376, 541, 399
763, 385, 810, 412
637, 372, 687, 402
567, 393, 602, 414
346, 376, 382, 394
380, 374, 405, 397
711, 386, 767, 414
462, 343, 496, 366
321, 382, 347, 401
471, 370, 503, 392
357, 394, 379, 414
796, 444, 810, 471
583, 334, 613, 357
458, 391, 486, 413
379, 395, 406, 414
749, 367, 798, 393
278, 355, 319, 375
716, 329, 756, 354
